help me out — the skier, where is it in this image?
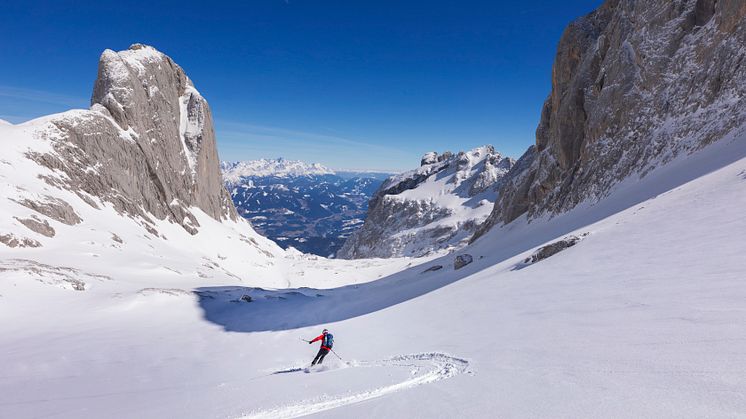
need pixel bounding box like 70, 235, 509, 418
308, 328, 334, 366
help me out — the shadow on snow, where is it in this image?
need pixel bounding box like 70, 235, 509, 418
195, 135, 746, 333
194, 255, 480, 332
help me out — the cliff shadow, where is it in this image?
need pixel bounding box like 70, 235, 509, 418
194, 256, 483, 332
196, 134, 746, 333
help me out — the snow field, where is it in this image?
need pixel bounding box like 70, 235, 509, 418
1, 124, 746, 418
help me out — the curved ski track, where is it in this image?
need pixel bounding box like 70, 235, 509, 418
240, 352, 470, 418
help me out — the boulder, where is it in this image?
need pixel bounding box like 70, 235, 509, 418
524, 234, 586, 265
454, 254, 473, 270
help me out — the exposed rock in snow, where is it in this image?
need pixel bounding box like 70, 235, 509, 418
13, 196, 82, 226
0, 234, 41, 248
221, 158, 335, 183
14, 216, 55, 238
476, 0, 746, 239
453, 254, 473, 270
522, 234, 587, 266
339, 145, 514, 258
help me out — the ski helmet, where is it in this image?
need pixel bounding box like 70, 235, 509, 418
322, 328, 329, 334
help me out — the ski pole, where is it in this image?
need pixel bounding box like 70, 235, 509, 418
330, 348, 343, 361
299, 338, 310, 343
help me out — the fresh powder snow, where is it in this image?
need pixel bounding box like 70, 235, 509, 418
2, 120, 746, 417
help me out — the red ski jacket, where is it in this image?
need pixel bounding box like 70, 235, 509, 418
310, 334, 331, 350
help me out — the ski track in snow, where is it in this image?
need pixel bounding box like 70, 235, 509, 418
240, 352, 470, 419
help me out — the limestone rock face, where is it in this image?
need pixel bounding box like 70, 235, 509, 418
476, 0, 746, 237
339, 146, 514, 259
29, 44, 236, 235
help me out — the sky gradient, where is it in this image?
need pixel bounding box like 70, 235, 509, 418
0, 0, 602, 172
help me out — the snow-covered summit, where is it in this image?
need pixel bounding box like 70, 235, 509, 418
338, 145, 514, 258
221, 158, 335, 183
98, 44, 172, 81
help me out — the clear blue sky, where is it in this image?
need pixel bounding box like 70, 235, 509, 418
0, 0, 601, 172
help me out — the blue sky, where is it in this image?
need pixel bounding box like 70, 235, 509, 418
0, 0, 601, 172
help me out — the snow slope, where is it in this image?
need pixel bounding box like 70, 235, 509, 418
2, 130, 745, 418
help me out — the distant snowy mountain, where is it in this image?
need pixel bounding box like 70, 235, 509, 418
221, 158, 335, 183
338, 145, 514, 258
223, 160, 389, 257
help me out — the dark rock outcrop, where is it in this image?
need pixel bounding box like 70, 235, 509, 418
522, 234, 586, 265
454, 254, 473, 270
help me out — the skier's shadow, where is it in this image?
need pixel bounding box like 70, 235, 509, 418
272, 367, 304, 374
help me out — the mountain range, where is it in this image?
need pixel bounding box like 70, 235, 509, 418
222, 159, 389, 256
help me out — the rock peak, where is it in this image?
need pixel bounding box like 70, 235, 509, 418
27, 45, 237, 236
339, 145, 514, 259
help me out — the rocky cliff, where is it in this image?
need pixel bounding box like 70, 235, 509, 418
476, 0, 746, 238
339, 146, 513, 258
1, 44, 286, 288
27, 44, 236, 235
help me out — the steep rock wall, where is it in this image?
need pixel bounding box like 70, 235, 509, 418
476, 0, 746, 238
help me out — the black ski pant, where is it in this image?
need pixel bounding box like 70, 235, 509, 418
312, 347, 330, 365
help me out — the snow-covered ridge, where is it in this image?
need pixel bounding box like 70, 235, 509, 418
338, 145, 514, 258
221, 158, 335, 183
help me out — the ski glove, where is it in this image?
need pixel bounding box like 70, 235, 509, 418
308, 341, 312, 344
